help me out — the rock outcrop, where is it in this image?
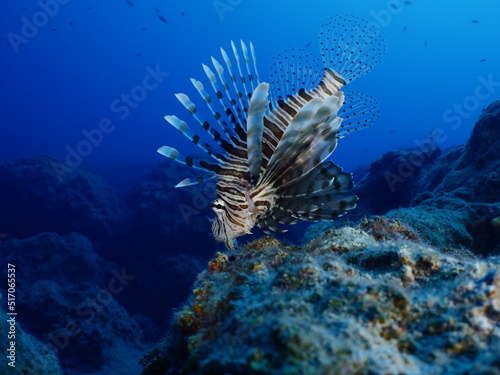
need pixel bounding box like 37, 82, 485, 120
141, 227, 500, 374
351, 101, 500, 255
0, 232, 146, 374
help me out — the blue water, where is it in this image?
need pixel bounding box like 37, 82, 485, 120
1, 1, 500, 373
2, 0, 499, 181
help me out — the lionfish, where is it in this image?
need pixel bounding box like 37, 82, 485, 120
158, 16, 386, 249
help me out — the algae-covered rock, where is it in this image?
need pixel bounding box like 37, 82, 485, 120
141, 228, 500, 374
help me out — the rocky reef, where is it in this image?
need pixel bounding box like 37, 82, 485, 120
1, 99, 498, 374
351, 101, 500, 256
140, 101, 500, 374
0, 232, 146, 374
141, 225, 500, 375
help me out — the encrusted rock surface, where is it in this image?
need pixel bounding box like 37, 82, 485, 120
141, 225, 500, 374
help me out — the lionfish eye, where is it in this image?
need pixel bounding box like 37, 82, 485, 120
211, 200, 225, 210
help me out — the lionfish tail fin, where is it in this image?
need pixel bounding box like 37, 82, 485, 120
319, 15, 386, 83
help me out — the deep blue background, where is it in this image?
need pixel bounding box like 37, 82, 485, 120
1, 0, 499, 189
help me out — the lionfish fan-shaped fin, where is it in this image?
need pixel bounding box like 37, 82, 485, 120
157, 146, 220, 174
210, 55, 248, 133
164, 114, 226, 162
259, 93, 344, 187
190, 74, 238, 142
259, 67, 345, 174
338, 89, 380, 137
247, 82, 269, 184
319, 15, 386, 83
171, 87, 240, 156
291, 194, 358, 221
257, 212, 291, 234
175, 173, 217, 188
269, 45, 322, 105
275, 161, 353, 199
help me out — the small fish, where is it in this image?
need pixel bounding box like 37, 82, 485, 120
424, 40, 428, 49
70, 21, 73, 26
158, 15, 168, 24
142, 27, 148, 31
480, 59, 487, 62
181, 12, 185, 16
403, 0, 413, 4
52, 28, 57, 31
472, 19, 479, 24
154, 7, 160, 13
389, 129, 397, 134
126, 0, 135, 6
157, 15, 385, 249
305, 40, 313, 47
403, 26, 407, 33
136, 53, 141, 56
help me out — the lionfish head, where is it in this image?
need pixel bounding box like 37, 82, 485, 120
210, 198, 242, 250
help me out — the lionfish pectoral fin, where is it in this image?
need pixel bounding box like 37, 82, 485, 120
175, 174, 217, 188
337, 89, 380, 137
247, 82, 269, 184
319, 15, 386, 83
157, 146, 220, 174
259, 92, 343, 187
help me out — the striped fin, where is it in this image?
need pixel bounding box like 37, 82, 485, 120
164, 114, 226, 162
261, 68, 345, 166
190, 74, 238, 142
319, 15, 386, 83
249, 42, 259, 84
238, 40, 257, 93
258, 162, 357, 230
247, 82, 269, 184
259, 92, 344, 187
217, 49, 247, 126
275, 161, 352, 198
157, 146, 220, 174
230, 41, 250, 104
175, 174, 217, 188
291, 194, 358, 221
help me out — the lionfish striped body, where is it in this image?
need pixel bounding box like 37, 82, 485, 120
159, 16, 386, 249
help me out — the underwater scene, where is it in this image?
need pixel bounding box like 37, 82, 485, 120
1, 0, 500, 374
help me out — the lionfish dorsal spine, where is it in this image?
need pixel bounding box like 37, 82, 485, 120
246, 82, 269, 185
